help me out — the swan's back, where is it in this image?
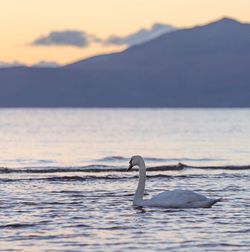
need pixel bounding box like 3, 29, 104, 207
148, 189, 216, 208
152, 189, 207, 202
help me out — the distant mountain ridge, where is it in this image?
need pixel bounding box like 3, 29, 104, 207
1, 17, 250, 107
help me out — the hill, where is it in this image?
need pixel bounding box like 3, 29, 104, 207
1, 17, 250, 107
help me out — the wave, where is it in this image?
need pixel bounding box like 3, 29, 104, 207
1, 159, 55, 165
0, 172, 248, 183
0, 163, 250, 174
95, 156, 225, 163
96, 156, 128, 162
0, 220, 49, 229
0, 175, 134, 183
0, 223, 36, 229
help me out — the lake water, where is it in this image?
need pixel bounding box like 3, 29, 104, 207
0, 108, 249, 251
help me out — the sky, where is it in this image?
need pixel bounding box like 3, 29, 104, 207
1, 0, 250, 66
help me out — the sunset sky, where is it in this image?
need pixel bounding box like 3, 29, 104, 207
1, 0, 250, 66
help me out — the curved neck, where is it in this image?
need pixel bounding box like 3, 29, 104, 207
133, 160, 146, 205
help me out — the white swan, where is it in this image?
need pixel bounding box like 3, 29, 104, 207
127, 155, 221, 208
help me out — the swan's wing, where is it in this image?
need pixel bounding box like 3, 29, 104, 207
151, 189, 208, 205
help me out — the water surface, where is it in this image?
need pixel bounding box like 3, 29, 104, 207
0, 109, 249, 251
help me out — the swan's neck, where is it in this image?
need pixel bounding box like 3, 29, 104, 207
133, 160, 146, 205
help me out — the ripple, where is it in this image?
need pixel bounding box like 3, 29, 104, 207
0, 223, 37, 229
0, 166, 249, 251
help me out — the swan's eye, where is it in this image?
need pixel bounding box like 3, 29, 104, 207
129, 159, 132, 165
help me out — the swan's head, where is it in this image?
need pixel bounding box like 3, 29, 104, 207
127, 155, 144, 171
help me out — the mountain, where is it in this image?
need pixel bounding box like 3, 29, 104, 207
1, 17, 250, 107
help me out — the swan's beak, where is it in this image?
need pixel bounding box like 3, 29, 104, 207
127, 163, 133, 171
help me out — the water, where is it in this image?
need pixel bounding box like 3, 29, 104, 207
0, 108, 249, 251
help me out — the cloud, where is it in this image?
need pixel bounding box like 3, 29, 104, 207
0, 60, 61, 68
32, 61, 60, 68
105, 23, 176, 46
31, 30, 98, 48
0, 61, 25, 68
30, 23, 176, 49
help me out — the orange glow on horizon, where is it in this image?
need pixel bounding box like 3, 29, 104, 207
1, 0, 250, 65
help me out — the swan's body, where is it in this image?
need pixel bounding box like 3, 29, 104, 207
127, 155, 221, 208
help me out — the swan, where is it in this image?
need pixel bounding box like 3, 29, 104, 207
127, 155, 221, 208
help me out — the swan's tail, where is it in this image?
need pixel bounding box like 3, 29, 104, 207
207, 198, 222, 208
191, 198, 222, 208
